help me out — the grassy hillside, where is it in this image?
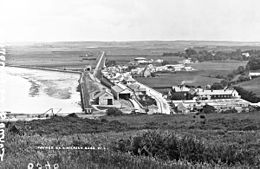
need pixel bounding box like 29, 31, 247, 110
1, 112, 260, 168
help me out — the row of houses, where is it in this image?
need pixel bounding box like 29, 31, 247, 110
170, 85, 241, 100
167, 85, 255, 113
131, 63, 195, 77
171, 99, 251, 114
133, 57, 163, 64
102, 65, 148, 99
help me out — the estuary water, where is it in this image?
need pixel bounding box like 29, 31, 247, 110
0, 67, 82, 114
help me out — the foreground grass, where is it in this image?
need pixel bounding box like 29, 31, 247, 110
1, 112, 260, 168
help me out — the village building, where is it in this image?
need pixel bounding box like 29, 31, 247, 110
197, 89, 240, 100
172, 85, 190, 92
165, 64, 185, 71
242, 52, 250, 58
143, 64, 156, 77
183, 58, 192, 64
92, 90, 114, 106
184, 66, 194, 71
155, 59, 163, 63
111, 83, 133, 100
134, 57, 148, 64
134, 57, 146, 62
176, 102, 189, 113
128, 83, 147, 95
170, 85, 193, 100
123, 76, 136, 85
249, 71, 260, 79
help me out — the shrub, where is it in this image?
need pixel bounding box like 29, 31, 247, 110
106, 108, 123, 116
112, 130, 259, 166
201, 105, 216, 114
220, 108, 238, 114
234, 86, 260, 103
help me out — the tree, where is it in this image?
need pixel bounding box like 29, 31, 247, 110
211, 82, 224, 90
235, 66, 245, 74
106, 108, 123, 116
201, 105, 216, 114
106, 60, 117, 67
238, 75, 250, 82
234, 86, 260, 103
161, 60, 170, 66
246, 57, 260, 70
220, 80, 229, 88
185, 48, 197, 58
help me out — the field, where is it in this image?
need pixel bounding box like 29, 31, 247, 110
135, 60, 248, 92
5, 41, 254, 68
191, 60, 248, 76
6, 41, 258, 98
136, 71, 222, 90
1, 112, 260, 168
236, 77, 260, 97
6, 44, 98, 69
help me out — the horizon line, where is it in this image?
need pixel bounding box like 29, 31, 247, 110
3, 39, 260, 44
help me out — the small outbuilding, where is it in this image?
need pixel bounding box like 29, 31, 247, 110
92, 90, 114, 105
128, 83, 146, 95
111, 83, 133, 100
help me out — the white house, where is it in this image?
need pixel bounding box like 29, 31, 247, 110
242, 52, 250, 58
249, 72, 260, 79
92, 90, 114, 105
197, 89, 240, 100
165, 64, 185, 71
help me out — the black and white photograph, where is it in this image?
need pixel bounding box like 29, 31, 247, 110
0, 0, 260, 168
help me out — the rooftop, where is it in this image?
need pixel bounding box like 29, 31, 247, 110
134, 57, 146, 60
197, 89, 237, 95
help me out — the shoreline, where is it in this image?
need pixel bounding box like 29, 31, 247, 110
6, 65, 82, 74
1, 66, 83, 116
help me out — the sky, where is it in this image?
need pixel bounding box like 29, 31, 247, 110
1, 0, 260, 42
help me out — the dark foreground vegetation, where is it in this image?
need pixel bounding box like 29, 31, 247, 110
1, 112, 260, 168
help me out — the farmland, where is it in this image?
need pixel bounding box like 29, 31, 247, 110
5, 41, 254, 68
136, 71, 222, 90
135, 60, 249, 92
135, 60, 248, 91
6, 42, 249, 90
236, 77, 260, 97
191, 60, 248, 76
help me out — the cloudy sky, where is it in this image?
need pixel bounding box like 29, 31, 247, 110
1, 0, 260, 42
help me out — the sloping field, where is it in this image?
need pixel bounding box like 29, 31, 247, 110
236, 77, 260, 97
135, 71, 222, 89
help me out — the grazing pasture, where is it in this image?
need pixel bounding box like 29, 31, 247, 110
136, 71, 222, 90
191, 60, 248, 76
236, 77, 260, 97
